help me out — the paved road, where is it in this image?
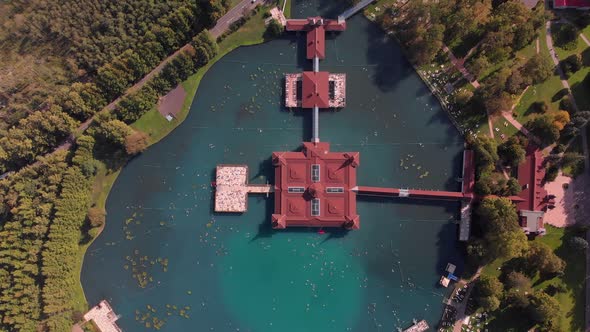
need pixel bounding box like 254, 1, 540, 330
1, 1, 260, 180
210, 0, 260, 38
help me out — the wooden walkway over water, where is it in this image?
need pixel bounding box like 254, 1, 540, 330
402, 319, 429, 332
356, 186, 469, 200
355, 150, 475, 201
247, 184, 273, 194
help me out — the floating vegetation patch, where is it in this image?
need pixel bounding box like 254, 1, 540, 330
124, 249, 169, 288
135, 303, 192, 329
122, 211, 144, 241
399, 153, 429, 179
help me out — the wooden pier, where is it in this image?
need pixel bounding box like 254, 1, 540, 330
83, 300, 122, 332
247, 184, 273, 194
214, 165, 273, 213
285, 73, 301, 107
329, 73, 346, 107
402, 319, 429, 332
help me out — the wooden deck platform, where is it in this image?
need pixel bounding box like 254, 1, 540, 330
83, 300, 122, 332
329, 73, 346, 107
402, 319, 429, 332
214, 165, 273, 213
285, 73, 301, 107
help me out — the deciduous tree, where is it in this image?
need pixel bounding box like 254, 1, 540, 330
124, 130, 149, 155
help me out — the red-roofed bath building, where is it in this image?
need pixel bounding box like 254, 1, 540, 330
271, 142, 360, 229
516, 149, 553, 235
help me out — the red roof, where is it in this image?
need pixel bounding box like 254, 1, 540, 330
302, 71, 330, 108
272, 142, 359, 229
285, 17, 346, 60
554, 0, 590, 7
285, 17, 346, 31
516, 148, 547, 212
307, 25, 325, 59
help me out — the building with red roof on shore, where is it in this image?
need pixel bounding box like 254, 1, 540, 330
516, 148, 553, 236
554, 0, 590, 9
271, 142, 360, 229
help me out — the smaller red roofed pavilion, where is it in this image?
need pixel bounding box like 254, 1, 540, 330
302, 71, 330, 108
286, 17, 346, 59
272, 142, 359, 229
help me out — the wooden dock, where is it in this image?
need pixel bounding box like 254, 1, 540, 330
403, 319, 429, 332
83, 300, 122, 332
329, 73, 346, 107
247, 184, 273, 194
214, 165, 273, 213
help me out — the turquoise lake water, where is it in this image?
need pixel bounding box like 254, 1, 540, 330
81, 1, 466, 330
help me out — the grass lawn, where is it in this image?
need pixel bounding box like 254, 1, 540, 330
75, 8, 270, 313
283, 0, 291, 18
555, 37, 587, 61
491, 116, 519, 143
482, 226, 586, 331
517, 36, 539, 61
568, 63, 590, 112
551, 23, 588, 60
512, 27, 564, 124
512, 74, 564, 123
539, 226, 586, 332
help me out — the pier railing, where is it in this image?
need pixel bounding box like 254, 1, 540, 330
339, 0, 376, 20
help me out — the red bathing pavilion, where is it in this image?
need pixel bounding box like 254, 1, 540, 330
271, 142, 359, 229
213, 16, 551, 237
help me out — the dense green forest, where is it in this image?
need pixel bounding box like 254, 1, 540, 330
0, 0, 225, 330
0, 0, 228, 172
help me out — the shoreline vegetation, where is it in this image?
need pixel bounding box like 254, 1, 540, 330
78, 0, 272, 319
364, 1, 587, 331
0, 0, 586, 330
0, 0, 277, 330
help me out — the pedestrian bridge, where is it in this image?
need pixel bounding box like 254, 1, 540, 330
338, 0, 376, 21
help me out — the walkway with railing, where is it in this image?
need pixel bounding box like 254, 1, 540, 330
339, 0, 376, 20
356, 186, 469, 200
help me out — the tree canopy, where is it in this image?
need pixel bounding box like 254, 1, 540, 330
477, 197, 528, 260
